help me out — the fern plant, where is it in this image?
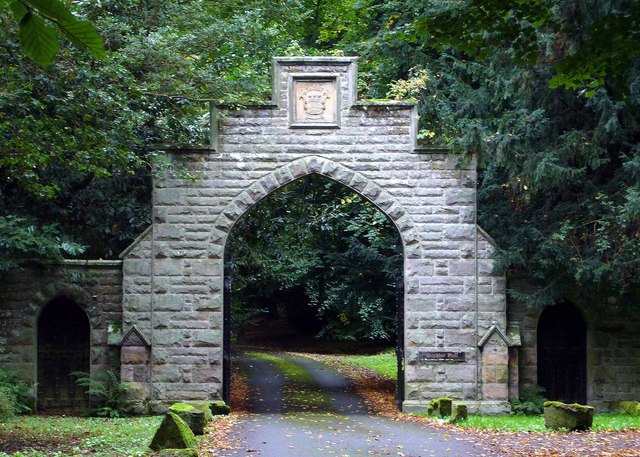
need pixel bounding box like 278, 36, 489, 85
71, 370, 126, 418
0, 368, 32, 419
510, 384, 548, 416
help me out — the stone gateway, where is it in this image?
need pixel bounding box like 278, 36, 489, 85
1, 57, 639, 414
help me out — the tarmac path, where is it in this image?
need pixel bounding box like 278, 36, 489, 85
210, 352, 493, 457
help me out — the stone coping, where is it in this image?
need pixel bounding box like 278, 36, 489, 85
149, 145, 455, 155
17, 259, 122, 267
403, 400, 511, 415
273, 56, 358, 65
119, 225, 152, 259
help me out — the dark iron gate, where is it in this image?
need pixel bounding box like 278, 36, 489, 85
222, 270, 232, 405
37, 297, 90, 411
396, 274, 405, 411
537, 301, 587, 404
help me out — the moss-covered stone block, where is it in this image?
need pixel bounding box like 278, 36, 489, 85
168, 403, 207, 435
189, 401, 214, 421
150, 412, 197, 451
611, 401, 640, 416
427, 397, 452, 418
209, 400, 231, 416
544, 401, 594, 431
448, 403, 468, 424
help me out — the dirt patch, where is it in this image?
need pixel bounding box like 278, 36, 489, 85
472, 429, 640, 457
199, 414, 244, 457
0, 431, 85, 454
230, 364, 251, 414
199, 364, 253, 456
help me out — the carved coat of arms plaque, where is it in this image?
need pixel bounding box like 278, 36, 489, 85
290, 76, 339, 128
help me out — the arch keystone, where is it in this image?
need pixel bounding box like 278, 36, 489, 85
320, 160, 341, 177
305, 156, 323, 173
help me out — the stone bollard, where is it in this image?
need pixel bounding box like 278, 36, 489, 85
169, 403, 208, 435
428, 397, 453, 418
544, 401, 594, 431
209, 400, 231, 416
610, 401, 640, 416
149, 412, 197, 451
158, 450, 198, 457
448, 403, 468, 424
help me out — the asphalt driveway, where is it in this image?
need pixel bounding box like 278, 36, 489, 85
210, 352, 493, 457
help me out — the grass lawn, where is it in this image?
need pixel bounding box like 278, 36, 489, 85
340, 349, 397, 379
246, 351, 314, 383
0, 415, 162, 456
424, 413, 640, 432
323, 349, 640, 433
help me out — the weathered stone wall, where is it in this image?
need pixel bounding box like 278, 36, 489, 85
122, 56, 509, 413
508, 297, 640, 411
0, 261, 123, 404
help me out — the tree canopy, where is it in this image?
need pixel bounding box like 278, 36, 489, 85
226, 175, 402, 342
1, 0, 639, 315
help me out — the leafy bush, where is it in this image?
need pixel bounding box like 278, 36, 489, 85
510, 384, 548, 416
0, 387, 14, 420
227, 176, 402, 343
72, 370, 127, 418
0, 368, 32, 419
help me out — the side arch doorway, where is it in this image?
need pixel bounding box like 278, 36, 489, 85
537, 301, 587, 404
37, 296, 90, 411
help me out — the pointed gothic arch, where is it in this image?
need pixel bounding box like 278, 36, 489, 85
537, 301, 587, 404
117, 56, 509, 414
208, 156, 422, 261
218, 165, 408, 407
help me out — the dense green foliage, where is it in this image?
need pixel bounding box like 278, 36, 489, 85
1, 0, 638, 316
71, 370, 126, 418
227, 175, 402, 341
412, 0, 640, 94
0, 345, 31, 420
510, 384, 548, 416
0, 369, 31, 420
0, 0, 303, 268
351, 0, 640, 307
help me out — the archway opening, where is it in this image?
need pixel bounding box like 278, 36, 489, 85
224, 173, 404, 411
537, 301, 587, 404
37, 296, 90, 412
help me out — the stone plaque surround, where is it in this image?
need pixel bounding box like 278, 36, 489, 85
120, 56, 510, 414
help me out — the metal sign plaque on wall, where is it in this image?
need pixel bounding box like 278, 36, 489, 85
418, 351, 466, 362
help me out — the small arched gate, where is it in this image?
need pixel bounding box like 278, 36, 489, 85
37, 296, 90, 411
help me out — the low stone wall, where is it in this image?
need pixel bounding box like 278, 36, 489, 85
508, 294, 640, 411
